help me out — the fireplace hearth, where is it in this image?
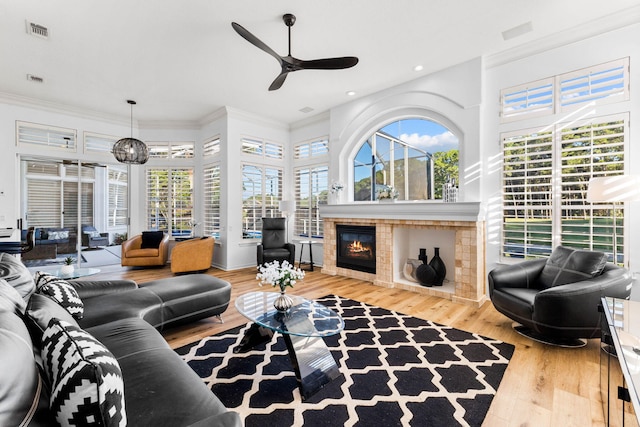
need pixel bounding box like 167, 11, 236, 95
336, 225, 376, 273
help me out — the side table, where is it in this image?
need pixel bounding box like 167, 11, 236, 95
295, 239, 320, 271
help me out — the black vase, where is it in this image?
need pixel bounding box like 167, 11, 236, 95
429, 247, 446, 286
415, 255, 436, 287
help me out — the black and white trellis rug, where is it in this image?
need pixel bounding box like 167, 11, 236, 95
175, 295, 515, 427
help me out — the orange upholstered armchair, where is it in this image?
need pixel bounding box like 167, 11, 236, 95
121, 231, 169, 267
171, 236, 215, 274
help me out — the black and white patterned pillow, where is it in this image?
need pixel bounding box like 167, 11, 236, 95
34, 271, 84, 319
42, 319, 126, 427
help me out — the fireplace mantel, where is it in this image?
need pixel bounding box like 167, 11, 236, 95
320, 202, 486, 307
319, 201, 483, 222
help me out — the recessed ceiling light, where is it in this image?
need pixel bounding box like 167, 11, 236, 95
346, 91, 356, 96
413, 65, 424, 72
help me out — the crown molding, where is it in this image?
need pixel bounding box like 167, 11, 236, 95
0, 92, 130, 126
485, 5, 640, 69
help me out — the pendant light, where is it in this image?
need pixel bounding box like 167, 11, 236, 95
112, 100, 149, 164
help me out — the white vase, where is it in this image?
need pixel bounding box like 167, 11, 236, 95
60, 265, 74, 275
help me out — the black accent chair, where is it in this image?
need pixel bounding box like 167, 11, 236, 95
81, 224, 109, 248
0, 227, 35, 254
489, 246, 633, 347
257, 217, 295, 267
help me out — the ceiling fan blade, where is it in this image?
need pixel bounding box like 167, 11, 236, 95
268, 72, 289, 91
298, 56, 359, 70
231, 22, 283, 64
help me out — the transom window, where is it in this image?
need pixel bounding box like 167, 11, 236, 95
353, 118, 458, 201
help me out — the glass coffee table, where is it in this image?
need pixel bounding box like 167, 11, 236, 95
51, 267, 101, 280
235, 291, 344, 400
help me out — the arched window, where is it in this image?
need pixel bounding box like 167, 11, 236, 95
353, 118, 458, 201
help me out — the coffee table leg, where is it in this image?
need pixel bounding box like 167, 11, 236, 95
233, 323, 274, 353
282, 334, 341, 401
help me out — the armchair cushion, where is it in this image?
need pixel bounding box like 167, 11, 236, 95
538, 246, 607, 289
261, 218, 286, 249
141, 231, 164, 249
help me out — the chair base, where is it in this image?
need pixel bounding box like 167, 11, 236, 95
512, 323, 587, 348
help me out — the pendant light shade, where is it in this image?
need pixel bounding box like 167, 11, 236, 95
113, 100, 149, 164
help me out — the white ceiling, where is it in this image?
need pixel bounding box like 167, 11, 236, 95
1, 1, 639, 126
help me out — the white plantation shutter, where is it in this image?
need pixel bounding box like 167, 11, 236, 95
294, 139, 329, 159
502, 130, 554, 259
559, 116, 627, 258
559, 58, 629, 109
242, 138, 283, 160
108, 166, 128, 227
84, 132, 117, 154
241, 164, 283, 239
146, 168, 194, 234
17, 121, 77, 151
294, 165, 328, 237
203, 165, 221, 238
203, 137, 220, 157
501, 114, 628, 262
500, 78, 554, 122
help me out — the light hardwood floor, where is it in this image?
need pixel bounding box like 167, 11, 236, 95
89, 264, 610, 427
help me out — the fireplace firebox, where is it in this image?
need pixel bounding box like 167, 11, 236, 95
336, 225, 376, 274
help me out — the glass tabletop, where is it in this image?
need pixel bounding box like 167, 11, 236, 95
51, 267, 101, 280
235, 291, 344, 337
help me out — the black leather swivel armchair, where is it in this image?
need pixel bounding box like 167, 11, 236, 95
489, 246, 633, 346
257, 217, 295, 267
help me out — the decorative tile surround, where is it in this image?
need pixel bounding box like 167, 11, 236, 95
320, 203, 487, 307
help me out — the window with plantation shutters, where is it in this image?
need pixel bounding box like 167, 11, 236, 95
203, 137, 221, 158
500, 78, 554, 122
500, 58, 629, 123
241, 164, 283, 239
294, 139, 329, 159
501, 114, 628, 262
147, 142, 195, 159
17, 121, 77, 151
84, 132, 117, 154
241, 138, 283, 160
294, 165, 328, 238
559, 58, 628, 109
108, 166, 128, 227
146, 168, 193, 236
203, 165, 221, 238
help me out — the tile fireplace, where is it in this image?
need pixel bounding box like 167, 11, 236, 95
320, 202, 486, 307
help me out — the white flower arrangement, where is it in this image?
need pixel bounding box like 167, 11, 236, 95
330, 182, 344, 194
256, 260, 305, 291
376, 186, 399, 200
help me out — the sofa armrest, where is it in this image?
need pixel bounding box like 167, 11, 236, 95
488, 258, 546, 293
68, 279, 138, 300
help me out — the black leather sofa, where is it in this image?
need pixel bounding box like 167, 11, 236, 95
0, 252, 241, 426
489, 246, 633, 344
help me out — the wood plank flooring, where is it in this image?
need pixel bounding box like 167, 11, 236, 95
89, 264, 611, 427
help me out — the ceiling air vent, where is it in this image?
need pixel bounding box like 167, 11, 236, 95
26, 21, 49, 39
27, 74, 44, 83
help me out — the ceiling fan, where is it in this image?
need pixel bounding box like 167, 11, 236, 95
231, 13, 359, 91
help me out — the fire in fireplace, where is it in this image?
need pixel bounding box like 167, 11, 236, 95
336, 225, 376, 273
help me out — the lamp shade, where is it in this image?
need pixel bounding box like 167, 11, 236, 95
279, 200, 296, 214
586, 176, 640, 203
112, 137, 149, 164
